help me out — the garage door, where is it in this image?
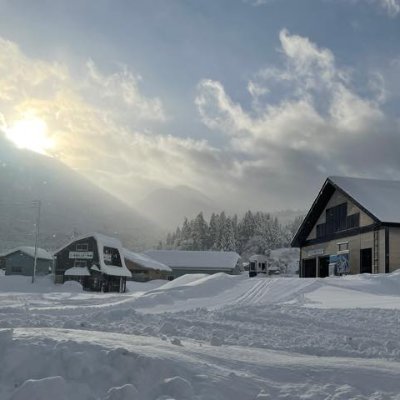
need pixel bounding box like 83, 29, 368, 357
302, 258, 316, 278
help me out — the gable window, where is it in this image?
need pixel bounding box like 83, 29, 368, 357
347, 213, 360, 229
316, 203, 360, 239
76, 243, 89, 251
103, 247, 122, 266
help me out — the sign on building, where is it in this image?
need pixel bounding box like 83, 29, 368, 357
69, 251, 94, 260
306, 248, 324, 257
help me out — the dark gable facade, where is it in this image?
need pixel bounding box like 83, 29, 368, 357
292, 176, 400, 278
54, 234, 131, 292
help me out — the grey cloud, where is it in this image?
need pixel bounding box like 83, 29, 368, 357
195, 29, 400, 210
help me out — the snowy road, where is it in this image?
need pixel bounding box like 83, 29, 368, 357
1, 273, 400, 399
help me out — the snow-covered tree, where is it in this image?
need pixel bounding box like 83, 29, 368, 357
192, 212, 208, 250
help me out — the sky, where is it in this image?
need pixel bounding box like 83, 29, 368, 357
0, 0, 399, 215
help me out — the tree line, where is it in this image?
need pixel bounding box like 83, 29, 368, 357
162, 211, 303, 258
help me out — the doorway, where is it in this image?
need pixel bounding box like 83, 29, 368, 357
360, 248, 372, 274
318, 256, 330, 278
302, 258, 316, 278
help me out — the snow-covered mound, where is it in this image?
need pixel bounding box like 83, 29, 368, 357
0, 275, 82, 293
2, 271, 400, 399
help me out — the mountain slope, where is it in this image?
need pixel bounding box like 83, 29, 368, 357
137, 185, 221, 229
0, 138, 160, 251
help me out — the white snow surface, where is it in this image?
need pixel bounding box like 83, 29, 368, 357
123, 249, 172, 272
64, 267, 91, 276
144, 250, 240, 270
330, 175, 400, 223
1, 271, 400, 399
0, 246, 53, 260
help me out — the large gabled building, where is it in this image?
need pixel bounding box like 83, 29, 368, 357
292, 176, 400, 277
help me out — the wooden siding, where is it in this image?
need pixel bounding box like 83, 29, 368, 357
307, 189, 374, 241
301, 227, 385, 276
4, 252, 52, 276
54, 236, 126, 292
125, 259, 170, 282
55, 236, 99, 277
388, 227, 400, 272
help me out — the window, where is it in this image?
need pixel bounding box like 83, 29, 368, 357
316, 224, 326, 238
261, 263, 266, 271
347, 213, 360, 229
103, 247, 122, 266
74, 260, 87, 268
76, 243, 88, 251
316, 204, 360, 239
326, 203, 347, 234
11, 266, 22, 273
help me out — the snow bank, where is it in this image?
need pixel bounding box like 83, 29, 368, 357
2, 270, 400, 399
1, 328, 400, 400
0, 275, 82, 293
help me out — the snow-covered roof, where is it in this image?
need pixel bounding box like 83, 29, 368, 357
123, 249, 171, 272
249, 254, 268, 262
0, 246, 53, 261
64, 267, 91, 276
330, 176, 400, 223
54, 232, 122, 254
56, 232, 131, 278
144, 250, 240, 270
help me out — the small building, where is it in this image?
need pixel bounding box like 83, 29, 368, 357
54, 233, 131, 292
123, 249, 172, 281
0, 247, 53, 276
292, 176, 400, 277
144, 250, 241, 278
248, 254, 269, 277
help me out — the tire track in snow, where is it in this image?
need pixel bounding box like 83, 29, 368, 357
234, 279, 271, 305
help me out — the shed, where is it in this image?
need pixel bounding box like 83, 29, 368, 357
123, 249, 172, 281
144, 250, 241, 278
0, 246, 53, 276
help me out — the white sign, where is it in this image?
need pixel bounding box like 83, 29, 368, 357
103, 253, 112, 262
69, 251, 94, 260
306, 248, 324, 257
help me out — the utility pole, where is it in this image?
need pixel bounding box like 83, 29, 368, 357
32, 200, 41, 284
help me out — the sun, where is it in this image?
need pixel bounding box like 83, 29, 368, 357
5, 117, 54, 155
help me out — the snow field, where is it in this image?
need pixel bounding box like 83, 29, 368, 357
1, 271, 400, 398
2, 328, 400, 400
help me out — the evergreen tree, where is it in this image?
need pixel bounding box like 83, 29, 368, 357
221, 217, 236, 251
192, 212, 208, 250
216, 211, 227, 250
208, 213, 219, 249
180, 217, 194, 250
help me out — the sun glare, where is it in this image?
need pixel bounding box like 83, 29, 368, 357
5, 117, 54, 155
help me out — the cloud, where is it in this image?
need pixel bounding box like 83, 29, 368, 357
375, 0, 400, 16
196, 29, 399, 209
0, 36, 244, 210
1, 29, 399, 216
348, 0, 400, 17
